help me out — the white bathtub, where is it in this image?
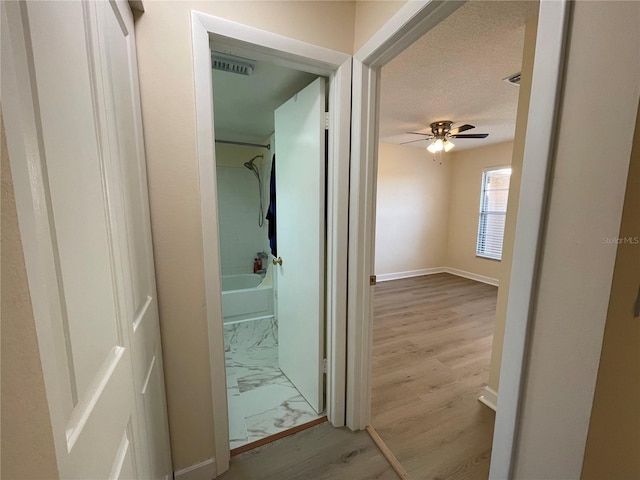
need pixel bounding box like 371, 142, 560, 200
221, 272, 274, 324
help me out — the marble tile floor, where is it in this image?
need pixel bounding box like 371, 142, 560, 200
225, 342, 324, 450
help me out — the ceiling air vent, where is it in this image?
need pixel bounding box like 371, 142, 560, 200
503, 72, 521, 86
211, 52, 256, 76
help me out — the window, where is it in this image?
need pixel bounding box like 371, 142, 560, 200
476, 167, 511, 260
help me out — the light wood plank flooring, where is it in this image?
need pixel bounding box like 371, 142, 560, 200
371, 273, 497, 480
219, 422, 400, 479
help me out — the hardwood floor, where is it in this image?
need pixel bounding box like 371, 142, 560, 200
371, 273, 497, 480
218, 422, 400, 479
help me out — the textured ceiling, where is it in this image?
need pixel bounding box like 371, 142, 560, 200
212, 59, 317, 144
379, 1, 538, 151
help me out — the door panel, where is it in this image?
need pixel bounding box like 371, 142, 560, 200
100, 0, 153, 311
110, 430, 136, 480
274, 77, 326, 414
27, 0, 122, 400
95, 1, 172, 478
5, 1, 172, 478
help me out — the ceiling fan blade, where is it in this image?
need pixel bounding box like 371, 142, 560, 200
449, 124, 475, 135
406, 132, 433, 137
400, 138, 430, 145
450, 133, 489, 139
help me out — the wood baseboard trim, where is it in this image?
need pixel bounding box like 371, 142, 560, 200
478, 386, 498, 411
173, 458, 216, 480
230, 416, 328, 457
366, 425, 410, 480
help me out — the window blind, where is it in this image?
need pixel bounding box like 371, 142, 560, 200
476, 167, 511, 260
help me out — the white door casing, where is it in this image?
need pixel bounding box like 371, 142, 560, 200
2, 1, 172, 478
348, 1, 571, 478
191, 11, 351, 473
274, 77, 326, 414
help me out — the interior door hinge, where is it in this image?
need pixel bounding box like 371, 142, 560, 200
323, 358, 327, 373
370, 275, 377, 286
325, 111, 329, 130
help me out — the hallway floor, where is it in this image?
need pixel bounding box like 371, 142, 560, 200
224, 320, 323, 450
371, 273, 497, 479
219, 421, 399, 480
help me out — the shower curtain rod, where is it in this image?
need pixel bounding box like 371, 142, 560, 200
215, 139, 271, 150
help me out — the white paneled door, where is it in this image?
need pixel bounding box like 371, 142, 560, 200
3, 1, 172, 478
274, 78, 326, 414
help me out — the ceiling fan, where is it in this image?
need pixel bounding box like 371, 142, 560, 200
402, 121, 489, 153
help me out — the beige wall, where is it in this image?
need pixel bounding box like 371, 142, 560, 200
487, 15, 537, 393
446, 141, 514, 281
354, 0, 405, 52
374, 143, 450, 276
1, 116, 59, 479
581, 100, 640, 480
133, 1, 357, 471
374, 141, 514, 281
512, 1, 640, 476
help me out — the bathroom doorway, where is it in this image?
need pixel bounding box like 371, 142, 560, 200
192, 14, 351, 471
211, 53, 327, 452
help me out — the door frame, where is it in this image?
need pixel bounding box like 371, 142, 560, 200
346, 1, 570, 478
190, 11, 351, 474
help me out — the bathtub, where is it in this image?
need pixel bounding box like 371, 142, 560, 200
221, 271, 274, 324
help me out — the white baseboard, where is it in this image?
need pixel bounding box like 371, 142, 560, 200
174, 458, 217, 480
443, 267, 499, 287
375, 266, 499, 286
478, 386, 498, 411
376, 268, 445, 282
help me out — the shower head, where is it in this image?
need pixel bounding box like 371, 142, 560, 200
243, 154, 263, 170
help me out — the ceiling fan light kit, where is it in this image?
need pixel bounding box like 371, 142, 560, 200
400, 120, 489, 160
427, 138, 444, 153
426, 137, 455, 153
444, 139, 455, 152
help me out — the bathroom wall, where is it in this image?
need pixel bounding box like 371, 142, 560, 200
215, 143, 270, 275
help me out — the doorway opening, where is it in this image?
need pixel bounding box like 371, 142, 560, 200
347, 0, 570, 477
191, 11, 352, 474
369, 3, 537, 476
210, 56, 327, 452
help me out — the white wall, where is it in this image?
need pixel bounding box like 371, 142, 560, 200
215, 142, 273, 275
374, 142, 450, 277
